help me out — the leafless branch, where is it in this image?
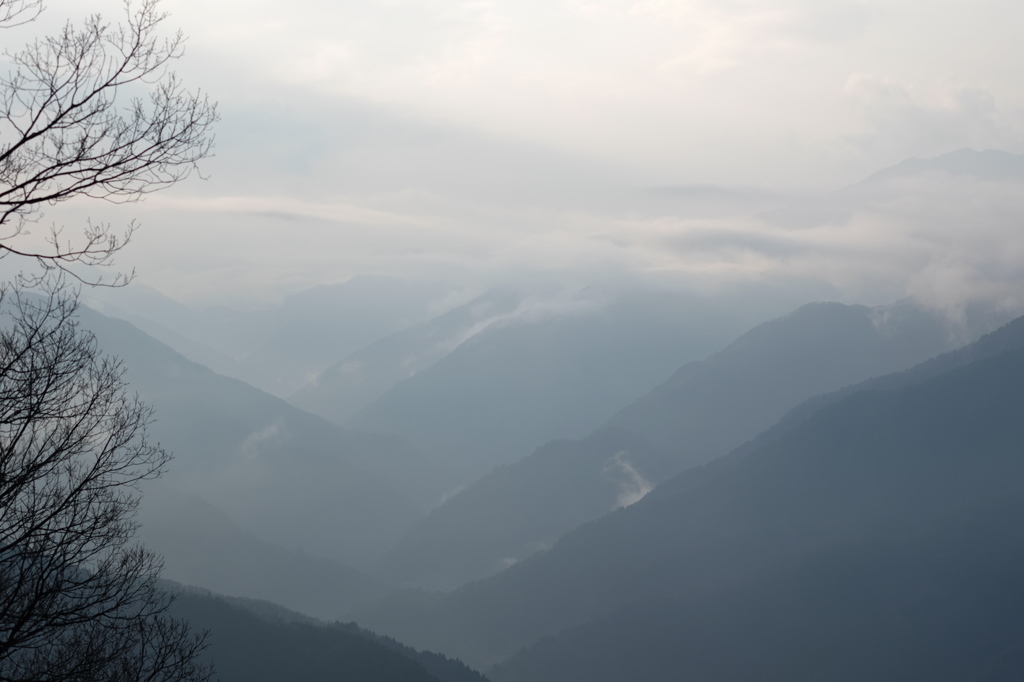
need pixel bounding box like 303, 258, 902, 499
0, 0, 218, 285
0, 1, 42, 29
0, 280, 212, 682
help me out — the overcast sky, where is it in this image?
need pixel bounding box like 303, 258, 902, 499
163, 0, 1024, 183
17, 0, 1024, 307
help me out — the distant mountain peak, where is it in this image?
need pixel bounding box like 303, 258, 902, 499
857, 148, 1024, 186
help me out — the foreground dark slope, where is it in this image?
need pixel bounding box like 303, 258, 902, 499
167, 589, 490, 682
377, 299, 988, 589
139, 483, 387, 620
493, 506, 1024, 682
356, 319, 1024, 670
77, 305, 445, 572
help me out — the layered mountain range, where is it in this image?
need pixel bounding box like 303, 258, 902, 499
77, 305, 450, 579
352, 310, 1024, 679
58, 146, 1024, 682
375, 299, 1001, 589
341, 287, 766, 479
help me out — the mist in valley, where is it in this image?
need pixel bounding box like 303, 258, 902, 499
5, 1, 1024, 680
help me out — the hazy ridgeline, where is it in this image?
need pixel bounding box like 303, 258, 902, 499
374, 299, 1000, 590
67, 149, 1024, 680
356, 312, 1024, 676
164, 586, 486, 682
6, 0, 1024, 675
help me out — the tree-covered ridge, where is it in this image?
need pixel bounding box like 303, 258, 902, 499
168, 588, 489, 682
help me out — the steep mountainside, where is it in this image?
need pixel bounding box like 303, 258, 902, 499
732, 311, 1024, 460
607, 298, 990, 465
88, 276, 455, 397
79, 305, 448, 570
347, 289, 762, 480
376, 428, 663, 589
292, 289, 523, 424
377, 299, 997, 590
354, 318, 1024, 671
492, 506, 1024, 682
138, 483, 387, 620
243, 276, 454, 395
168, 588, 490, 682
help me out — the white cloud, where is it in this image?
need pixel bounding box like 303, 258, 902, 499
18, 0, 1024, 313
604, 450, 654, 508
240, 421, 284, 461
843, 74, 1024, 163
29, 0, 1022, 187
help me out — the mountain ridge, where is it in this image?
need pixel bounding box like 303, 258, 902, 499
353, 314, 1024, 670
374, 298, 1000, 590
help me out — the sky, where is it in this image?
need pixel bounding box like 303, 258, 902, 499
10, 0, 1024, 307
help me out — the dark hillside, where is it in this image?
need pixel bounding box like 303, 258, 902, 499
608, 298, 986, 468
347, 289, 751, 479
355, 334, 1024, 670
377, 428, 663, 588
378, 299, 993, 590
169, 591, 441, 682
493, 499, 1024, 681
717, 309, 1024, 482
78, 304, 443, 571
139, 483, 387, 620
168, 589, 490, 682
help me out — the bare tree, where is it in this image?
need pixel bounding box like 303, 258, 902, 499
0, 282, 213, 682
0, 0, 217, 284
0, 1, 41, 29
0, 1, 217, 680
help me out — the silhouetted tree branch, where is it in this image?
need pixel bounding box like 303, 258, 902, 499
0, 0, 218, 285
0, 5, 216, 677
0, 1, 42, 29
0, 281, 213, 682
